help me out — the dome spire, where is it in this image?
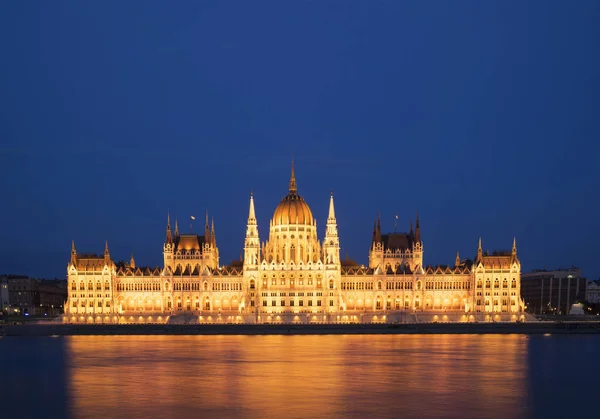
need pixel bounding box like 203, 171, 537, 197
289, 158, 297, 193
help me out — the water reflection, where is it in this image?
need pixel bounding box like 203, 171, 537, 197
66, 334, 529, 419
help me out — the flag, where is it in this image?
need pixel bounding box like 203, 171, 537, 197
190, 215, 196, 220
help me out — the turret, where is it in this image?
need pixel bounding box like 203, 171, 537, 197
174, 218, 179, 237
104, 240, 110, 263
375, 213, 382, 244
323, 191, 340, 265
511, 237, 518, 263
211, 216, 216, 247
70, 240, 77, 266
415, 212, 421, 243
244, 192, 260, 268
166, 211, 172, 244
205, 211, 211, 244
455, 251, 460, 268
130, 253, 136, 269
289, 159, 297, 194
477, 237, 483, 261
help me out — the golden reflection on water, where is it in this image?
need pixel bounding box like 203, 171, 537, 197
66, 334, 529, 419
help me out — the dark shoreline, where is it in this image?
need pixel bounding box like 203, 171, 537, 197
2, 322, 600, 336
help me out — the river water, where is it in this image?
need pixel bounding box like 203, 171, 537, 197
0, 334, 597, 418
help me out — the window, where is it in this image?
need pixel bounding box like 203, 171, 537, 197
290, 300, 295, 306
317, 300, 321, 306
329, 300, 334, 307
271, 300, 276, 307
281, 300, 285, 306
308, 300, 313, 306
262, 300, 267, 307
250, 300, 255, 307
329, 280, 334, 290
299, 300, 304, 307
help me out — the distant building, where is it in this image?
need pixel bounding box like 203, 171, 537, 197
587, 280, 600, 304
0, 275, 67, 316
521, 268, 587, 315
4, 275, 39, 315
38, 279, 67, 316
63, 162, 526, 324
1, 277, 9, 313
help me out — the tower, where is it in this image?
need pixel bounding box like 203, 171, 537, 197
104, 241, 110, 264
244, 192, 260, 269
369, 213, 384, 268
163, 211, 175, 269
323, 191, 340, 266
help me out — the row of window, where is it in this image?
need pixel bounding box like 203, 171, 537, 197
262, 299, 333, 307
71, 282, 110, 291
424, 282, 471, 290
262, 279, 324, 287
72, 293, 111, 298
477, 291, 517, 296
261, 292, 323, 297
71, 300, 111, 308
262, 272, 323, 280
341, 282, 376, 290
475, 299, 517, 306
117, 283, 161, 291
476, 279, 518, 288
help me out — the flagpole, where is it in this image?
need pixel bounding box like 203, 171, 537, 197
394, 214, 398, 233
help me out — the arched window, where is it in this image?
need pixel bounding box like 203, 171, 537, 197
250, 280, 255, 290
329, 279, 334, 289
377, 281, 382, 290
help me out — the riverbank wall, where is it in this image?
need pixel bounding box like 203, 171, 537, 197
2, 321, 600, 336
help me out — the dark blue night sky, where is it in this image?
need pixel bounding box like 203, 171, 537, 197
1, 1, 599, 280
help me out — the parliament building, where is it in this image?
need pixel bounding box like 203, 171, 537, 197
64, 163, 526, 324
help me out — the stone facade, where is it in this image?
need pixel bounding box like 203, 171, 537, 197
64, 163, 525, 324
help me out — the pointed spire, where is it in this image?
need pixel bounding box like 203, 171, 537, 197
375, 212, 382, 243
211, 216, 216, 245
175, 218, 179, 236
70, 240, 77, 265
327, 190, 336, 222
455, 251, 460, 268
289, 159, 297, 193
205, 210, 209, 231
477, 237, 482, 260
248, 192, 256, 222
166, 211, 172, 243
130, 253, 136, 269
512, 236, 517, 255
104, 240, 109, 254
104, 240, 110, 262
415, 212, 421, 243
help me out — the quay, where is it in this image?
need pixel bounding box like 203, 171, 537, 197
2, 321, 600, 337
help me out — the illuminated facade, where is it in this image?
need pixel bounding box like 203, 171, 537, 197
64, 163, 525, 324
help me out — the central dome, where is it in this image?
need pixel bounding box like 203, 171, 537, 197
272, 161, 314, 226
